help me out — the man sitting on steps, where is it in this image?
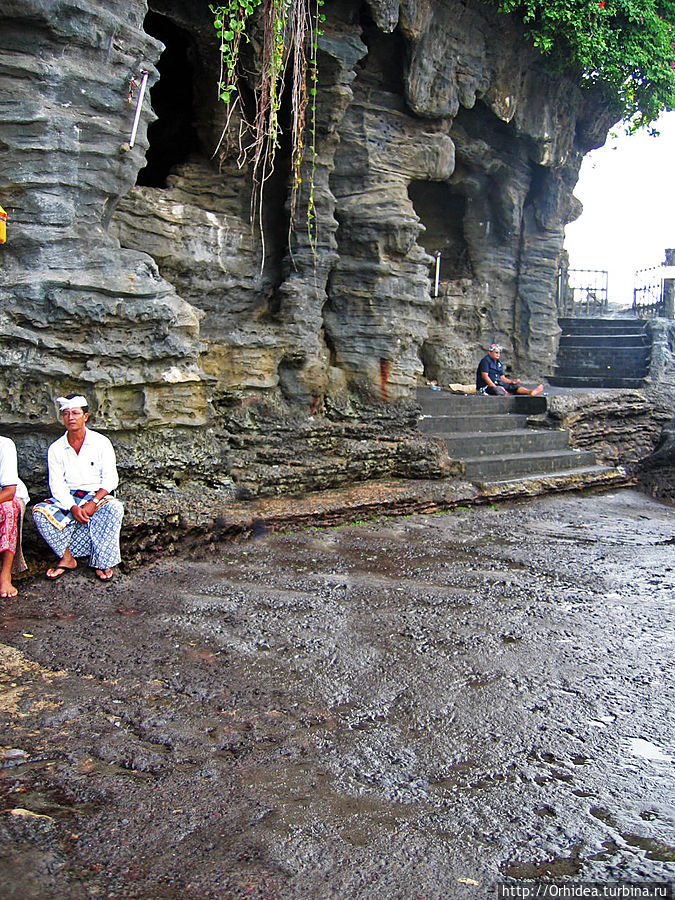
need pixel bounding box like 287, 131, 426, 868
476, 344, 544, 396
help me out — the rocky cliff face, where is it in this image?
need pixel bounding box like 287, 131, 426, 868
1, 0, 616, 505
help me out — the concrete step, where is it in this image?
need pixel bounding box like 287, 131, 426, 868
417, 388, 547, 416
547, 375, 647, 389
443, 429, 570, 457
418, 413, 529, 434
463, 448, 597, 480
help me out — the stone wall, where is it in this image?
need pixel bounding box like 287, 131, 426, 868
1, 0, 617, 505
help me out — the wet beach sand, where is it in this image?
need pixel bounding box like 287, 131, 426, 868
1, 488, 674, 898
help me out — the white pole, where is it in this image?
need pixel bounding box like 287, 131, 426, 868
129, 70, 149, 149
434, 251, 441, 298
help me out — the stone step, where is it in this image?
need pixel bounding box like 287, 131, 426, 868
463, 448, 597, 480
554, 361, 650, 378
554, 364, 649, 380
443, 428, 570, 457
418, 413, 529, 434
558, 317, 647, 334
547, 375, 647, 389
556, 347, 650, 367
473, 464, 627, 493
558, 331, 650, 345
416, 388, 547, 416
553, 364, 649, 380
561, 334, 649, 348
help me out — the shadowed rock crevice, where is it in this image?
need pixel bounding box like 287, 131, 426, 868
407, 181, 472, 281
137, 11, 200, 188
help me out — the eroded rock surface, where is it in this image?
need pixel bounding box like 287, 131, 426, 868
0, 0, 644, 513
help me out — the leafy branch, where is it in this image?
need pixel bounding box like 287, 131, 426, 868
491, 0, 675, 129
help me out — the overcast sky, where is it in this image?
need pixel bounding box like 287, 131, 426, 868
563, 110, 675, 308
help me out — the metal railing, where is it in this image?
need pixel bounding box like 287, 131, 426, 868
633, 265, 673, 318
557, 266, 608, 317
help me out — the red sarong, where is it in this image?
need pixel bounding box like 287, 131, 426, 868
0, 499, 20, 554
0, 499, 26, 573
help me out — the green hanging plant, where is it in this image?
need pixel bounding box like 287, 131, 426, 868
210, 0, 325, 260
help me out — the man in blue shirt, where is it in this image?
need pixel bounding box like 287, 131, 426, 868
476, 344, 544, 396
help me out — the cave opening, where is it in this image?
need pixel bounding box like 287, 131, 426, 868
356, 8, 407, 96
408, 180, 473, 281
137, 11, 200, 187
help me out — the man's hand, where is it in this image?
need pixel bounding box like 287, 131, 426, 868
71, 500, 97, 524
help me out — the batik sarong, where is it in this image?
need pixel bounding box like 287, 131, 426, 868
0, 498, 27, 574
33, 490, 124, 570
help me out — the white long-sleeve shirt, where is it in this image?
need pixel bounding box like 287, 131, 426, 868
48, 428, 119, 511
0, 436, 30, 504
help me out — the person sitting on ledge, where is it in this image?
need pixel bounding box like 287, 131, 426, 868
476, 344, 544, 397
32, 394, 124, 583
0, 434, 30, 598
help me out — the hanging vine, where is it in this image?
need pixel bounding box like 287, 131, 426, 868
210, 0, 324, 258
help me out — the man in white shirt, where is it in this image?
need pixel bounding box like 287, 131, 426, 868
0, 435, 30, 598
32, 395, 124, 582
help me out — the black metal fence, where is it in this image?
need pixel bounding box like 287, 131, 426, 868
557, 266, 608, 317
633, 265, 668, 318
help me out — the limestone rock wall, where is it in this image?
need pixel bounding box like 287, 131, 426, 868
1, 0, 618, 502
0, 0, 207, 433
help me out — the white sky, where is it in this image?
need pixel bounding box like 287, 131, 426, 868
563, 109, 675, 307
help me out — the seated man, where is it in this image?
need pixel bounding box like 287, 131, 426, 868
0, 435, 30, 598
476, 344, 544, 396
32, 395, 124, 582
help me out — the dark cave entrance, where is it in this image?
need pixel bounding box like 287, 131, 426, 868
356, 9, 407, 94
408, 181, 473, 281
137, 11, 200, 187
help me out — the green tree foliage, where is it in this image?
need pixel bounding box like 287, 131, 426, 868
491, 0, 675, 129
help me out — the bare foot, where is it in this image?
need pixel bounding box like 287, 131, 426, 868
95, 568, 114, 582
0, 578, 18, 598
531, 384, 544, 396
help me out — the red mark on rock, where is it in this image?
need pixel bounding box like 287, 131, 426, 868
379, 358, 390, 402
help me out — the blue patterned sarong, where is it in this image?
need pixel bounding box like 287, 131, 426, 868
33, 490, 124, 570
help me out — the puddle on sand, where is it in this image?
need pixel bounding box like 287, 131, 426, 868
588, 714, 617, 728
627, 738, 674, 764
501, 847, 584, 879
623, 834, 675, 862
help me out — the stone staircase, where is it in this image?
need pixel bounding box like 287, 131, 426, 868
417, 386, 623, 494
549, 317, 651, 389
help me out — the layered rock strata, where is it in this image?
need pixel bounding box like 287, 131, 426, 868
1, 0, 632, 515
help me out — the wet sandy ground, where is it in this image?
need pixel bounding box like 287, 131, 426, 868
1, 488, 674, 899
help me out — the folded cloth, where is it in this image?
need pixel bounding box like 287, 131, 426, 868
56, 395, 87, 411
32, 490, 113, 531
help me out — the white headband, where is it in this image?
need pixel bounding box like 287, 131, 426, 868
56, 395, 88, 411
